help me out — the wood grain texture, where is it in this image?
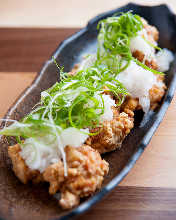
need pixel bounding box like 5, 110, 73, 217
78, 186, 176, 220
0, 28, 79, 72
0, 72, 36, 118
0, 27, 176, 220
120, 94, 176, 187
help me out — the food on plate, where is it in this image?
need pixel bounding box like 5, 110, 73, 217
86, 109, 134, 153
43, 145, 109, 209
8, 144, 43, 184
0, 12, 174, 209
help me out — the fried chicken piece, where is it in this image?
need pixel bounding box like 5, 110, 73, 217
121, 97, 139, 117
145, 59, 158, 70
86, 107, 134, 154
122, 88, 165, 113
132, 50, 158, 70
132, 18, 159, 70
149, 74, 166, 110
68, 64, 79, 76
121, 75, 166, 112
8, 144, 43, 184
149, 83, 166, 110
43, 145, 109, 209
141, 17, 159, 42
126, 17, 166, 113
60, 191, 80, 209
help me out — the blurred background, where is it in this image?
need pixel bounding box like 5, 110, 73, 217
0, 0, 175, 28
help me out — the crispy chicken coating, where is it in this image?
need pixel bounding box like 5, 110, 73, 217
121, 97, 139, 117
132, 50, 158, 70
149, 77, 166, 110
141, 17, 159, 42
121, 75, 166, 113
8, 144, 43, 184
127, 17, 166, 113
43, 145, 109, 209
8, 144, 109, 209
132, 17, 159, 70
86, 107, 134, 154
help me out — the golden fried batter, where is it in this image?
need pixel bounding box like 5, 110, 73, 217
132, 18, 159, 70
121, 76, 166, 113
121, 97, 139, 117
43, 145, 109, 209
125, 16, 166, 113
149, 84, 166, 110
8, 144, 43, 184
141, 17, 159, 42
86, 108, 134, 154
132, 50, 158, 70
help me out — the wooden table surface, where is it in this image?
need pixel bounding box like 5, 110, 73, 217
1, 27, 176, 220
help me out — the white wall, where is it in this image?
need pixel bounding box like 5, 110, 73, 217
0, 0, 175, 27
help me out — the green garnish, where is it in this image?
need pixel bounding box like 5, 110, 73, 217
97, 11, 164, 75
133, 58, 164, 75
0, 64, 128, 139
142, 36, 162, 51
0, 12, 163, 146
97, 11, 143, 58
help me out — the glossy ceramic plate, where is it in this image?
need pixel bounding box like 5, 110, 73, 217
0, 3, 176, 220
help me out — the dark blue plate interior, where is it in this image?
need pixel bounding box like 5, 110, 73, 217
0, 3, 176, 220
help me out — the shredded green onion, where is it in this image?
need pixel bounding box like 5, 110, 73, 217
0, 12, 164, 149
97, 11, 164, 76
142, 36, 162, 51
